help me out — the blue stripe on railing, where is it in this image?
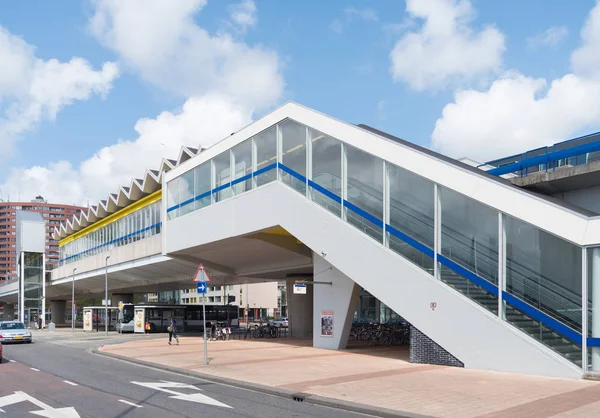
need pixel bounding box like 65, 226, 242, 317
255, 162, 277, 176
279, 163, 306, 182
343, 200, 384, 229
587, 338, 600, 347
213, 183, 230, 193
488, 139, 600, 176
194, 190, 211, 202
438, 254, 499, 296
60, 222, 162, 263
386, 225, 435, 259
231, 172, 253, 186
502, 292, 582, 345
307, 179, 342, 204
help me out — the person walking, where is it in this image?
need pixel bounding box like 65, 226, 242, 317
168, 318, 179, 345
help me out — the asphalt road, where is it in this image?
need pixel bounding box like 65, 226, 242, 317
0, 334, 370, 418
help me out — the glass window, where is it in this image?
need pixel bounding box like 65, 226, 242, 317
166, 177, 179, 220
388, 165, 434, 273
345, 146, 383, 243
506, 216, 582, 332
179, 169, 195, 216
280, 119, 307, 194
232, 140, 252, 195
254, 126, 277, 187
439, 188, 498, 313
194, 162, 211, 211
213, 151, 231, 202
310, 129, 341, 217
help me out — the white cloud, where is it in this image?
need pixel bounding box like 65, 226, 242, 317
228, 0, 257, 32
1, 94, 253, 205
0, 0, 285, 205
431, 1, 600, 161
330, 19, 344, 34
527, 26, 568, 49
572, 1, 600, 79
344, 7, 378, 22
330, 6, 379, 34
389, 0, 505, 91
89, 0, 283, 110
0, 26, 119, 162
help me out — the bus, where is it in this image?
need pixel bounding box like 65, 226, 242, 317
117, 302, 239, 333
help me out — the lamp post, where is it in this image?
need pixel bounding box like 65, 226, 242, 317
105, 255, 110, 337
71, 268, 77, 333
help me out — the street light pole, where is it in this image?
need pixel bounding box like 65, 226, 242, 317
71, 268, 77, 333
105, 255, 110, 337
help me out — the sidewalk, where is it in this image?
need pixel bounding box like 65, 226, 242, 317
98, 337, 600, 418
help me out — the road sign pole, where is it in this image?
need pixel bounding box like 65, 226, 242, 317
203, 293, 208, 366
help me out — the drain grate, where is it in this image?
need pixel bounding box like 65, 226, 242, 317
292, 394, 306, 402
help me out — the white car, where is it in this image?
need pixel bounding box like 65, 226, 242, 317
0, 321, 32, 343
269, 317, 288, 327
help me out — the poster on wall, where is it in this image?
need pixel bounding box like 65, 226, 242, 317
134, 308, 145, 334
320, 311, 334, 337
83, 309, 92, 332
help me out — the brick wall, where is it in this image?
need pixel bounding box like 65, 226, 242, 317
409, 325, 464, 368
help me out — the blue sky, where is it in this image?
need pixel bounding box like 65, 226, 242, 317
0, 0, 599, 205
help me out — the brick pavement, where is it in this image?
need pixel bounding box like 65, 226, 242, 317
99, 337, 600, 418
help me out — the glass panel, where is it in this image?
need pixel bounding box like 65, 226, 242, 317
506, 216, 582, 333
232, 139, 252, 195
255, 126, 277, 187
179, 169, 194, 216
166, 177, 179, 220
213, 151, 231, 202
280, 119, 307, 194
588, 248, 598, 371
194, 162, 211, 211
388, 164, 434, 273
345, 146, 383, 243
441, 188, 498, 285
310, 129, 341, 216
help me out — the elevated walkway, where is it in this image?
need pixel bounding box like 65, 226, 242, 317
161, 102, 600, 379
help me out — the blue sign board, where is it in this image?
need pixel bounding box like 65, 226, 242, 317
196, 281, 207, 294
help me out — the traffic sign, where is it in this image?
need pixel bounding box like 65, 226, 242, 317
293, 283, 307, 294
193, 264, 211, 282
197, 281, 207, 294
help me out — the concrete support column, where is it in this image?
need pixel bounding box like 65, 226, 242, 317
312, 253, 360, 350
3, 303, 15, 321
592, 248, 600, 371
286, 278, 313, 339
50, 300, 66, 324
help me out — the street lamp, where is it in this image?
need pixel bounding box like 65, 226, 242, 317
71, 268, 77, 333
105, 255, 110, 337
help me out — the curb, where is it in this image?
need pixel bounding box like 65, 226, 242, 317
92, 347, 430, 418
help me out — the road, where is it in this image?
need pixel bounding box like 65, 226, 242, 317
0, 333, 369, 418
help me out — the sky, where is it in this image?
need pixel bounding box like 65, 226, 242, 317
0, 0, 599, 206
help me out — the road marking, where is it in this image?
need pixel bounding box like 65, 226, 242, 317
118, 400, 142, 408
63, 381, 78, 386
0, 391, 81, 417
30, 368, 40, 372
9, 360, 15, 363
131, 381, 232, 409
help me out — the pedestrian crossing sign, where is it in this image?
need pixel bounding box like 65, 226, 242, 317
193, 263, 211, 282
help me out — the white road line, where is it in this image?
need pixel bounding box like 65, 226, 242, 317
118, 400, 143, 408
30, 368, 40, 372
63, 381, 78, 386
8, 360, 15, 363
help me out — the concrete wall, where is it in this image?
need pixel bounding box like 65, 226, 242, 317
50, 300, 66, 324
164, 182, 582, 378
286, 278, 313, 338
553, 186, 600, 214
54, 234, 162, 281
312, 254, 360, 350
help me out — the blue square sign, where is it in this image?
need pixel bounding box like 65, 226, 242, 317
196, 281, 207, 294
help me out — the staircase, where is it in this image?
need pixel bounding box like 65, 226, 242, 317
441, 270, 582, 366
